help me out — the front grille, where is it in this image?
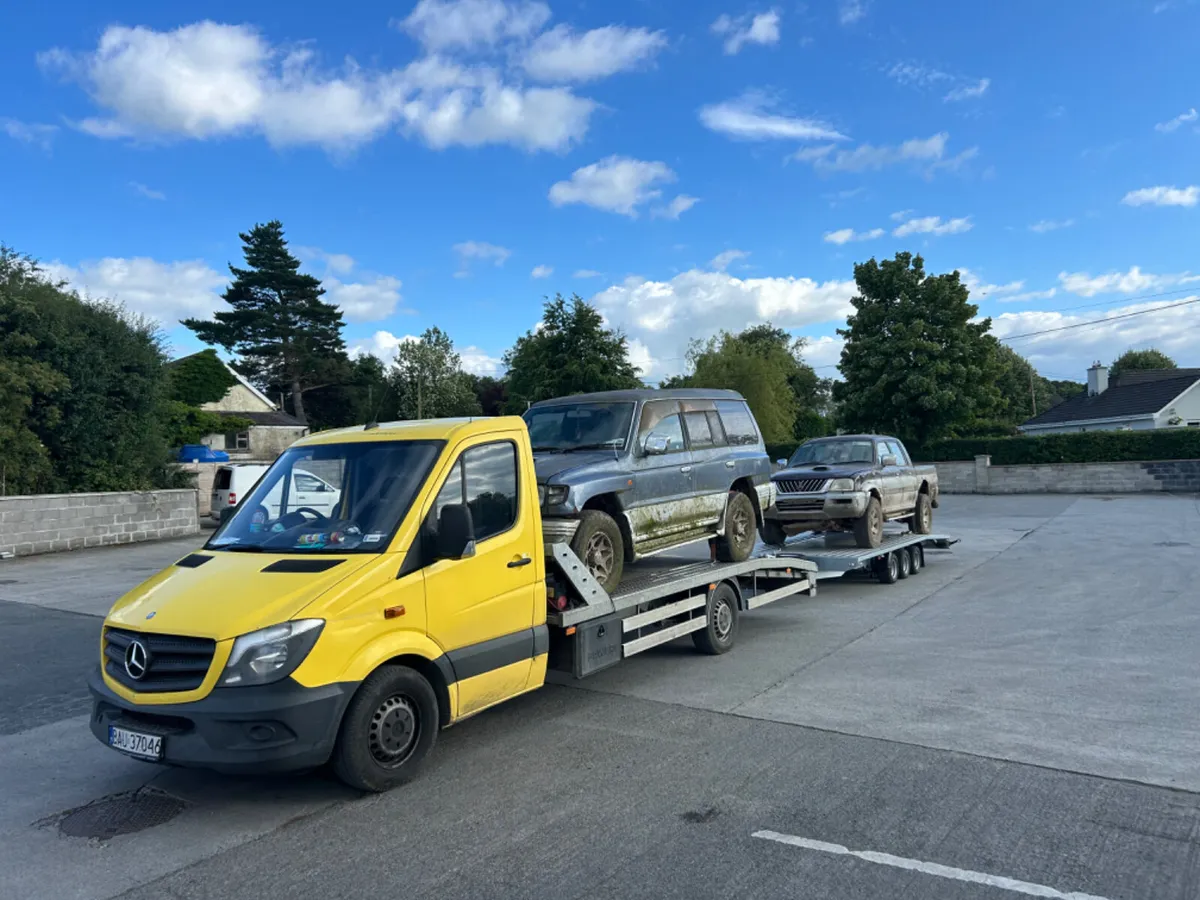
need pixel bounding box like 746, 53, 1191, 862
776, 478, 827, 494
104, 628, 216, 693
776, 498, 826, 513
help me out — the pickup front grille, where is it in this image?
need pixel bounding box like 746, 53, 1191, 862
776, 478, 827, 494
103, 628, 216, 693
776, 498, 826, 513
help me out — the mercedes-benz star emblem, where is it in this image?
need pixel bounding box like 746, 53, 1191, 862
124, 639, 149, 680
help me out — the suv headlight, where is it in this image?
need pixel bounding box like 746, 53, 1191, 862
219, 619, 324, 687
828, 478, 856, 492
541, 484, 569, 506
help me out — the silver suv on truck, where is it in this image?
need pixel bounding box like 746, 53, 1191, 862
762, 434, 939, 548
523, 389, 775, 590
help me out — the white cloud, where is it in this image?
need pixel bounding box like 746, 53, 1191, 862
44, 257, 226, 325
956, 267, 1023, 298
699, 91, 845, 141
453, 240, 511, 276
823, 227, 884, 244
130, 181, 166, 200
838, 0, 867, 24
40, 21, 597, 153
324, 276, 405, 322
1154, 107, 1197, 133
802, 334, 844, 371
886, 62, 951, 88
652, 194, 700, 220
397, 0, 551, 51
1057, 265, 1200, 297
889, 209, 914, 221
523, 25, 667, 81
1121, 185, 1199, 207
531, 264, 553, 278
892, 215, 972, 237
296, 246, 357, 275
709, 249, 750, 271
573, 268, 603, 278
944, 77, 990, 102
710, 10, 781, 55
348, 329, 417, 361
794, 132, 976, 176
590, 268, 856, 377
549, 156, 678, 217
996, 287, 1057, 304
458, 345, 504, 376
1, 117, 58, 149
1028, 218, 1075, 233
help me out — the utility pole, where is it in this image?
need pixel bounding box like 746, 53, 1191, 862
1029, 367, 1037, 417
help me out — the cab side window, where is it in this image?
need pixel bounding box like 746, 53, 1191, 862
637, 400, 686, 453
428, 441, 519, 545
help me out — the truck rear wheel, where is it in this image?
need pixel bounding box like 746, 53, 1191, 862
570, 510, 624, 592
332, 665, 438, 792
716, 491, 757, 562
693, 583, 739, 655
853, 497, 884, 549
910, 492, 933, 534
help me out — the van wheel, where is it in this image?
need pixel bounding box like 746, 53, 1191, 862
853, 497, 884, 548
332, 665, 438, 792
761, 518, 788, 547
716, 492, 757, 562
693, 583, 740, 655
570, 510, 624, 592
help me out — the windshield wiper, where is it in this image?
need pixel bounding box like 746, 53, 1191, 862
531, 445, 564, 453
562, 442, 622, 452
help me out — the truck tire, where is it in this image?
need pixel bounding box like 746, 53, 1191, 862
570, 510, 624, 592
693, 583, 740, 655
910, 492, 933, 534
332, 665, 439, 793
875, 551, 900, 585
908, 544, 922, 573
761, 518, 788, 547
853, 497, 884, 549
716, 491, 757, 562
896, 546, 912, 579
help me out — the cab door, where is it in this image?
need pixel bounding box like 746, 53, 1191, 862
421, 436, 541, 717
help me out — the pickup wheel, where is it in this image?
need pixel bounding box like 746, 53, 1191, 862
570, 510, 625, 592
332, 665, 438, 793
693, 583, 740, 655
716, 491, 757, 562
853, 497, 884, 549
761, 518, 788, 547
910, 492, 933, 534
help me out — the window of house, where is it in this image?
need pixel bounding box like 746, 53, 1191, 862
1188, 421, 1200, 428
226, 431, 250, 451
429, 441, 519, 544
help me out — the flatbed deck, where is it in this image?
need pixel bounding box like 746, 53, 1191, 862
767, 530, 958, 580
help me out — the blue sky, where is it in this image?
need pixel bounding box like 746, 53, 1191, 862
2, 0, 1198, 387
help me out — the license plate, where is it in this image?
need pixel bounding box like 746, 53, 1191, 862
108, 726, 163, 760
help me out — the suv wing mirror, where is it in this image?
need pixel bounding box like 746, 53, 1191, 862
644, 433, 670, 455
881, 454, 898, 467
436, 503, 476, 560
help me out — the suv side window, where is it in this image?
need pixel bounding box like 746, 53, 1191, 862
715, 400, 759, 446
429, 441, 519, 544
682, 411, 715, 448
638, 400, 686, 453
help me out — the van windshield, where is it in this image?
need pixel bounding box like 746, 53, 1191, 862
207, 440, 444, 553
523, 402, 635, 453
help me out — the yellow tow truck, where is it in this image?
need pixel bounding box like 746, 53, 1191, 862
89, 416, 822, 791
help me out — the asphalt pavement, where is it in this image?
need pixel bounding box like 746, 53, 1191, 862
1, 494, 1198, 899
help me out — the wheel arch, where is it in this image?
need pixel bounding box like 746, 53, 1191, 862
379, 653, 453, 729
582, 493, 636, 562
730, 475, 764, 527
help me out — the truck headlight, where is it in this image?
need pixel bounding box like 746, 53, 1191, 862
219, 619, 324, 687
828, 478, 856, 492
541, 485, 569, 506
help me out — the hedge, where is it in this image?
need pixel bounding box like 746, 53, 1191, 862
915, 430, 1200, 465
766, 443, 801, 463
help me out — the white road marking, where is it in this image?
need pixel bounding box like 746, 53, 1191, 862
751, 830, 1112, 900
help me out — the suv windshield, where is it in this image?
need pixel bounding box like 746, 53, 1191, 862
207, 440, 443, 553
523, 402, 635, 453
790, 439, 875, 466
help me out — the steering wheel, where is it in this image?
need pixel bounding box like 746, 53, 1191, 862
293, 507, 330, 522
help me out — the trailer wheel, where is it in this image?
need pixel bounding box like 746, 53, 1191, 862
908, 545, 922, 573
875, 551, 900, 585
896, 547, 912, 579
853, 497, 884, 549
570, 510, 624, 592
716, 491, 757, 562
332, 665, 439, 793
693, 583, 740, 655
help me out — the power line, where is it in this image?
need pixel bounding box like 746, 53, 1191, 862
1000, 295, 1200, 342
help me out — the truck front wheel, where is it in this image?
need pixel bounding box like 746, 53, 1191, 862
853, 497, 884, 548
332, 665, 439, 792
570, 509, 625, 592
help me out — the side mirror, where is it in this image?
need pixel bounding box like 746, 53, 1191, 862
644, 433, 670, 455
776, 458, 787, 467
881, 454, 898, 467
436, 503, 476, 560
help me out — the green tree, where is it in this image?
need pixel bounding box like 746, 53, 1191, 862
1110, 348, 1177, 381
989, 344, 1054, 429
391, 327, 482, 420
300, 354, 393, 431
686, 331, 797, 443
834, 253, 1002, 447
166, 349, 238, 406
1047, 379, 1086, 403
503, 294, 642, 409
183, 221, 346, 424
471, 375, 509, 417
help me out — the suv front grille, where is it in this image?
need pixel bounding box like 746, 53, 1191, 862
776, 478, 827, 494
104, 628, 216, 693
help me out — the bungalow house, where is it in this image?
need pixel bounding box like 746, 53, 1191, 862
1020, 362, 1200, 435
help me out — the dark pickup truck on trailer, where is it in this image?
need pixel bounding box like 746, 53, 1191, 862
762, 434, 938, 548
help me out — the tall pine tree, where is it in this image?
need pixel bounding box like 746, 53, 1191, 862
183, 221, 345, 423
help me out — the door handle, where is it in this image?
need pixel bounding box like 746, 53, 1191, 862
680, 466, 693, 474
725, 460, 736, 468
507, 555, 533, 568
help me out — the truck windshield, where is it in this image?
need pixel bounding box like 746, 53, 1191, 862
790, 439, 875, 465
523, 402, 635, 453
206, 439, 444, 553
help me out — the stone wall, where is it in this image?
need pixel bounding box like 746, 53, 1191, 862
0, 489, 198, 558
936, 456, 1200, 494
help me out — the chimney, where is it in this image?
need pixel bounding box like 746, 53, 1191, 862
1087, 361, 1109, 396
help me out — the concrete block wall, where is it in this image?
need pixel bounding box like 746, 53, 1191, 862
0, 489, 198, 558
936, 456, 1200, 494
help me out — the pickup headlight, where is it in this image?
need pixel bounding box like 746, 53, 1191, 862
219, 619, 324, 687
828, 478, 857, 492
540, 484, 569, 506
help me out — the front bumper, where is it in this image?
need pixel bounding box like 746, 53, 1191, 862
767, 490, 869, 522
88, 667, 355, 774
541, 516, 581, 544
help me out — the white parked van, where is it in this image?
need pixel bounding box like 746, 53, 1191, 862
210, 464, 269, 522
211, 463, 342, 522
